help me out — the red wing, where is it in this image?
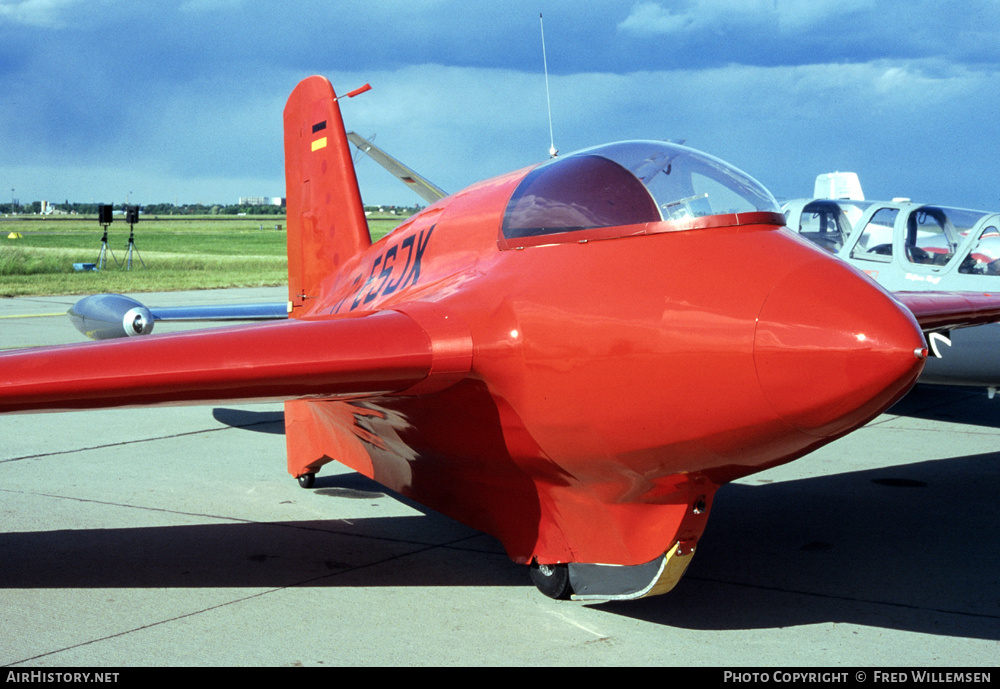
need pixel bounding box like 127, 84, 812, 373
894, 291, 1000, 333
0, 306, 471, 414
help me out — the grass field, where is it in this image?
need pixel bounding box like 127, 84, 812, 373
0, 213, 406, 297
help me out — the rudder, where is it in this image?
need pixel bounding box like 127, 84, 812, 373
284, 76, 371, 317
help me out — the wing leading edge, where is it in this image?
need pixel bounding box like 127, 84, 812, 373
0, 304, 472, 414
894, 291, 1000, 333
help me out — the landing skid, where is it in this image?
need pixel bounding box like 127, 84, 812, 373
295, 468, 695, 601
534, 542, 696, 601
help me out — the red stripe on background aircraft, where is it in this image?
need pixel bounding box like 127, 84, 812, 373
4, 76, 1000, 600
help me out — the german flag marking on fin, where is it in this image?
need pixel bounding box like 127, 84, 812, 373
311, 137, 328, 152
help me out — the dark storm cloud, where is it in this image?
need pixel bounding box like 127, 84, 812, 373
2, 1, 999, 211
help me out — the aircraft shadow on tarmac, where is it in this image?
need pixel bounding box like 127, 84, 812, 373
605, 453, 999, 640
2, 434, 996, 640
889, 384, 1000, 429
1, 469, 522, 590
211, 408, 285, 434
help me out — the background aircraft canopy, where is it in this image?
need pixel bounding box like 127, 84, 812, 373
787, 199, 867, 253
787, 197, 1000, 278
502, 141, 780, 240
847, 204, 991, 268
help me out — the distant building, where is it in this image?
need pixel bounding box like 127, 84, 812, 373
239, 196, 285, 207
39, 201, 66, 215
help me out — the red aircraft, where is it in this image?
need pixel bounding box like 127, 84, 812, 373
4, 76, 1000, 600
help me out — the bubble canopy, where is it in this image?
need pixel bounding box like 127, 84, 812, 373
501, 141, 782, 246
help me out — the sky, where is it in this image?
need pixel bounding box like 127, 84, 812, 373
2, 0, 1000, 210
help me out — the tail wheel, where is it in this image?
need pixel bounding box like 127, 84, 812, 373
530, 562, 572, 599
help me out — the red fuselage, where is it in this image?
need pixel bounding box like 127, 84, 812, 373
284, 158, 926, 567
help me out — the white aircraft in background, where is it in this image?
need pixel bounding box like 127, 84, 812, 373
784, 173, 1000, 395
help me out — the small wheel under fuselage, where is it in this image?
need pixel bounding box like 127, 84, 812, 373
530, 562, 572, 599
297, 473, 316, 489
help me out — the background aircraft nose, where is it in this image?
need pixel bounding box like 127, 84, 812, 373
754, 258, 926, 438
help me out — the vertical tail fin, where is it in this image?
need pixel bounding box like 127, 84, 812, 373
284, 76, 371, 316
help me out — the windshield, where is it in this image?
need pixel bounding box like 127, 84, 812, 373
502, 141, 780, 240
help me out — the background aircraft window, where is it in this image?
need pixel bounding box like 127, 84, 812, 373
959, 225, 1000, 275
940, 207, 991, 235
905, 207, 955, 266
795, 200, 851, 253
833, 200, 872, 229
851, 208, 898, 261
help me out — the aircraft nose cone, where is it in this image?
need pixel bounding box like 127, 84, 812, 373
754, 258, 926, 438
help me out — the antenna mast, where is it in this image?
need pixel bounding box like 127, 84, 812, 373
540, 13, 557, 157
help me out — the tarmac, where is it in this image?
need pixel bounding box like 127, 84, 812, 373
0, 287, 997, 667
